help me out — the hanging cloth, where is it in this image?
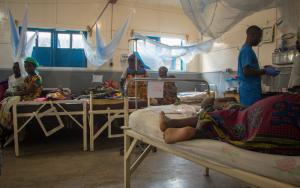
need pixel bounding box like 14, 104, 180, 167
133, 33, 214, 70
82, 12, 132, 67
180, 0, 278, 38
8, 6, 37, 75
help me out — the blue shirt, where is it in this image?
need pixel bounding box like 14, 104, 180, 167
238, 44, 262, 106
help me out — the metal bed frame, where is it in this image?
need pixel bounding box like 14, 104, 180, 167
12, 100, 87, 157
122, 78, 297, 188
88, 93, 139, 151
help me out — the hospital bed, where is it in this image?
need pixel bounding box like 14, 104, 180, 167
123, 78, 300, 188
12, 99, 88, 157
88, 92, 147, 151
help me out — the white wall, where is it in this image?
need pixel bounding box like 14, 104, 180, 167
201, 8, 278, 72
0, 0, 200, 72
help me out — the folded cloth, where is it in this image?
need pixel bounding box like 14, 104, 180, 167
46, 92, 66, 100
0, 96, 21, 129
34, 97, 48, 102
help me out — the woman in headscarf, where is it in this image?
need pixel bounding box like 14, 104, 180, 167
0, 57, 42, 145
21, 57, 43, 101
120, 53, 148, 99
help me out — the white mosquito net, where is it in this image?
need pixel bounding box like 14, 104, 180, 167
133, 33, 214, 70
180, 0, 300, 38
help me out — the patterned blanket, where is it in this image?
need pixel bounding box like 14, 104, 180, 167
201, 94, 300, 155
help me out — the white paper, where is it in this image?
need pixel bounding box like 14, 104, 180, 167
92, 74, 103, 83
147, 81, 164, 98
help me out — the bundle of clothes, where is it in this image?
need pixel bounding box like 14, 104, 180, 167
77, 80, 122, 100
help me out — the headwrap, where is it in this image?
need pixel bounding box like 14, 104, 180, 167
128, 52, 150, 70
159, 66, 168, 72
24, 57, 39, 68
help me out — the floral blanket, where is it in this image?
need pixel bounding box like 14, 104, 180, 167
0, 96, 20, 129
202, 94, 300, 155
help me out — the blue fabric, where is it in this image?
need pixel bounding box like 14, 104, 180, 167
238, 44, 262, 106
8, 10, 19, 58
133, 52, 150, 70
127, 68, 146, 75
82, 12, 132, 67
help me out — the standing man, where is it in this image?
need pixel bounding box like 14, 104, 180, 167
238, 25, 279, 107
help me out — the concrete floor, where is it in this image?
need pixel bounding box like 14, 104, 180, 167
0, 132, 251, 188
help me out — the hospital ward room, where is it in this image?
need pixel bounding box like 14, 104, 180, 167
1, 0, 300, 187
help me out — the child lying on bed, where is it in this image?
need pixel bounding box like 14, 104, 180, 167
160, 94, 300, 155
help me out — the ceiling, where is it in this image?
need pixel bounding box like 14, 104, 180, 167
136, 0, 181, 8
0, 0, 183, 12
128, 0, 182, 9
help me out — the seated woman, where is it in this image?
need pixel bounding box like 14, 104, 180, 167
4, 62, 25, 97
21, 57, 43, 101
120, 53, 148, 99
0, 57, 42, 145
160, 95, 300, 155
154, 66, 178, 105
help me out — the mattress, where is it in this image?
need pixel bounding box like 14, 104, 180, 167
91, 99, 147, 110
129, 105, 300, 186
177, 91, 208, 104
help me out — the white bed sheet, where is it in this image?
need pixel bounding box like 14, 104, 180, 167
129, 105, 300, 186
177, 91, 208, 104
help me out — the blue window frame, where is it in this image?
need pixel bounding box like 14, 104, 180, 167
25, 28, 87, 67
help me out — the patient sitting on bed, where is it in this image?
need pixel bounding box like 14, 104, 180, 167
4, 62, 25, 97
0, 57, 43, 145
152, 66, 178, 105
120, 53, 148, 99
160, 94, 300, 155
21, 57, 43, 101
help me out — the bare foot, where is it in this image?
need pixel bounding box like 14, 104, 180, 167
163, 127, 196, 144
159, 111, 170, 132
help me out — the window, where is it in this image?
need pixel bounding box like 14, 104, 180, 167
160, 37, 186, 72
25, 28, 87, 67
38, 32, 51, 47
72, 34, 84, 49
161, 38, 182, 46
57, 33, 70, 48
26, 31, 36, 46
136, 36, 186, 71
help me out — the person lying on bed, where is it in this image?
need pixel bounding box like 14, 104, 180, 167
120, 53, 148, 99
4, 62, 25, 97
152, 66, 178, 105
159, 94, 300, 155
